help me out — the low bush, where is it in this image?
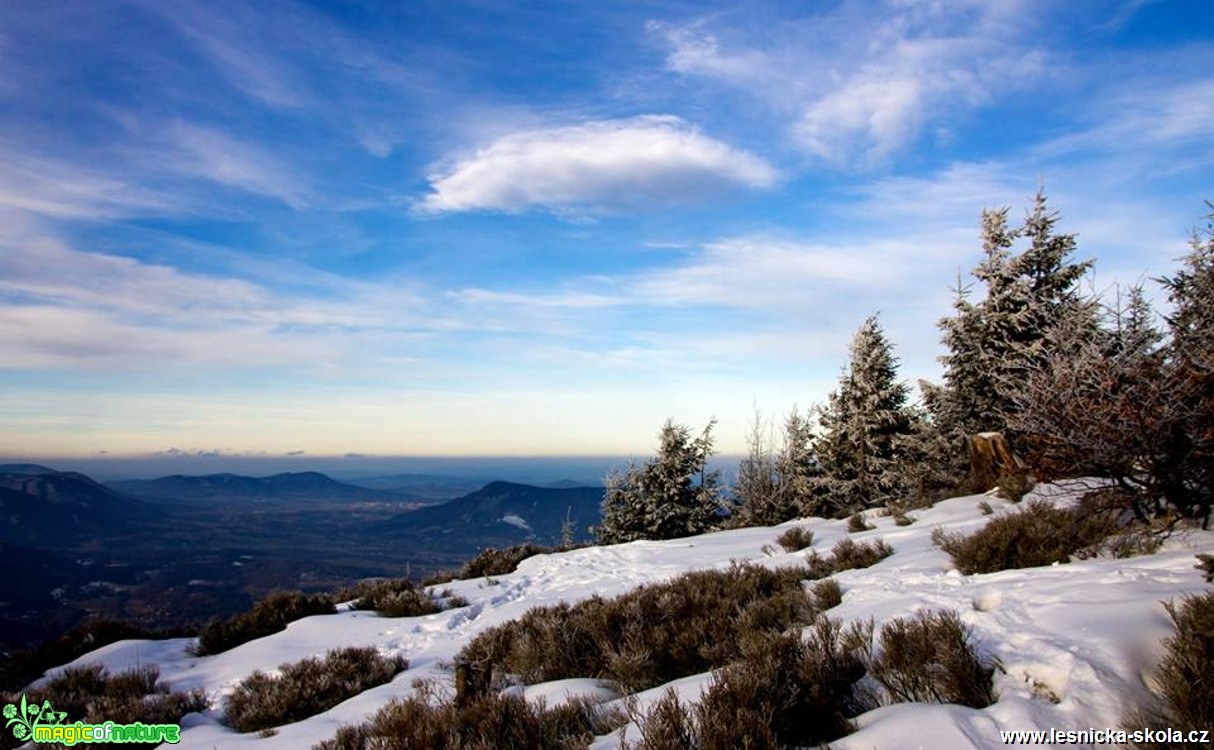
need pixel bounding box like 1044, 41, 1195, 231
0, 618, 192, 694
932, 499, 1123, 574
313, 690, 624, 750
995, 470, 1035, 503
868, 609, 998, 708
1132, 593, 1214, 748
805, 538, 894, 578
848, 513, 874, 533
0, 664, 206, 750
1197, 554, 1214, 583
627, 619, 875, 749
460, 562, 825, 692
194, 591, 336, 656
425, 544, 558, 585
336, 578, 468, 617
225, 646, 406, 733
775, 526, 814, 552
810, 578, 844, 611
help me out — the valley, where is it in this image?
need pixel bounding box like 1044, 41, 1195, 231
0, 464, 604, 656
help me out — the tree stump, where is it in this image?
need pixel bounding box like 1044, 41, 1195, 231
454, 659, 491, 707
968, 432, 1026, 494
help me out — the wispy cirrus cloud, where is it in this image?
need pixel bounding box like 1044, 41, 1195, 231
0, 141, 180, 220
652, 2, 1047, 164
159, 122, 313, 209
0, 235, 435, 372
418, 115, 778, 215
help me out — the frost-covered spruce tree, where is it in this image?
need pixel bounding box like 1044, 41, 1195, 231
1000, 189, 1096, 401
594, 418, 723, 543
1158, 213, 1214, 524
1161, 209, 1214, 368
928, 192, 1094, 445
808, 315, 918, 516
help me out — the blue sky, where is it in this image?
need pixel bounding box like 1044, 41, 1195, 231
1, 0, 1211, 461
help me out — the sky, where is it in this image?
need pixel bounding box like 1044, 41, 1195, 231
1, 0, 1211, 465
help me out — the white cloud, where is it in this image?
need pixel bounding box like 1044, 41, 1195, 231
164, 122, 311, 209
451, 288, 626, 309
0, 236, 434, 372
632, 236, 911, 310
418, 115, 778, 215
654, 3, 1046, 164
138, 0, 310, 109
0, 143, 179, 220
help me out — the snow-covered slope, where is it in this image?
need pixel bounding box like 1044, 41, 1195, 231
40, 484, 1214, 749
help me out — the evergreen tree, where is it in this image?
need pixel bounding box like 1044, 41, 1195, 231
928, 191, 1094, 445
594, 419, 723, 543
1161, 209, 1214, 368
1012, 209, 1214, 529
808, 315, 918, 516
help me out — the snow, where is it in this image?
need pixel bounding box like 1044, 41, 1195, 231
501, 513, 532, 532
33, 483, 1214, 750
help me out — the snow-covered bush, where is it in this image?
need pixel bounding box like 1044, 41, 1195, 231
459, 562, 822, 692
628, 620, 875, 749
315, 690, 623, 750
847, 512, 874, 533
194, 590, 336, 656
1133, 593, 1214, 748
869, 608, 998, 708
0, 664, 205, 750
932, 499, 1122, 574
804, 537, 894, 578
225, 647, 406, 733
338, 578, 467, 617
774, 525, 813, 552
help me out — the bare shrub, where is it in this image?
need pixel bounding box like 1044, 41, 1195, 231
1197, 554, 1214, 583
848, 513, 874, 533
194, 591, 335, 655
1131, 593, 1214, 748
627, 620, 874, 749
460, 562, 820, 693
932, 499, 1122, 574
336, 578, 467, 617
807, 537, 894, 578
423, 544, 558, 586
868, 609, 998, 708
810, 578, 844, 611
225, 647, 406, 733
629, 690, 698, 750
0, 618, 193, 695
313, 692, 624, 750
775, 526, 814, 552
995, 470, 1035, 503
0, 664, 206, 750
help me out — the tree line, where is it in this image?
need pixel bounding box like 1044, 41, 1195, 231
596, 191, 1213, 543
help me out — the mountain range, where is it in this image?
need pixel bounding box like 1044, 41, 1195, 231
0, 463, 156, 547
0, 463, 605, 653
106, 471, 421, 504
376, 480, 606, 551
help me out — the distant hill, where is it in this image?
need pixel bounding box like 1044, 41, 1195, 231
0, 464, 155, 548
344, 473, 492, 500
107, 471, 418, 504
377, 480, 605, 553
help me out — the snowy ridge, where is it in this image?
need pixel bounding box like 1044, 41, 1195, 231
40, 483, 1214, 750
